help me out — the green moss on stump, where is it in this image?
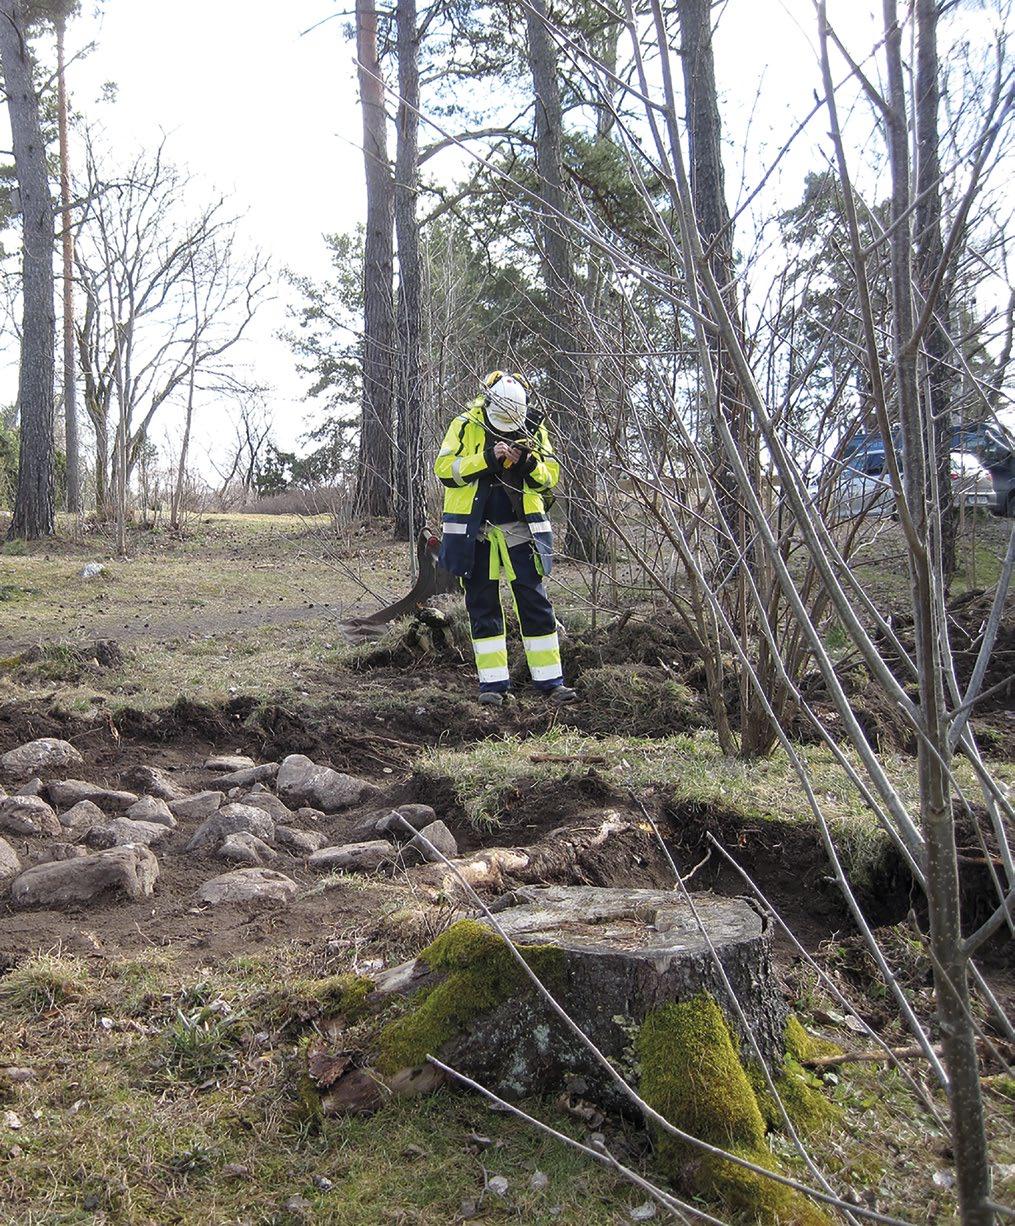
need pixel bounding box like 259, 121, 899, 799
376, 920, 563, 1076
313, 972, 375, 1021
637, 995, 832, 1225
751, 1016, 843, 1134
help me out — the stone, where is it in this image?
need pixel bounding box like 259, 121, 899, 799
208, 762, 280, 788
236, 792, 292, 821
276, 754, 380, 813
0, 837, 20, 889
400, 820, 458, 866
122, 765, 186, 802
1, 738, 83, 777
15, 778, 44, 797
24, 842, 89, 867
203, 754, 256, 772
170, 791, 224, 820
59, 799, 107, 830
186, 804, 275, 853
313, 888, 786, 1119
11, 845, 159, 909
307, 840, 394, 873
275, 826, 328, 856
217, 832, 279, 867
0, 795, 62, 838
124, 796, 176, 827
377, 804, 438, 839
196, 867, 298, 907
86, 818, 173, 849
47, 780, 138, 812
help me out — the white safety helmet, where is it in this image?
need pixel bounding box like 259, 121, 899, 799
483, 370, 529, 433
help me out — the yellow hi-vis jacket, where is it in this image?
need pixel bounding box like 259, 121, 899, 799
434, 396, 559, 578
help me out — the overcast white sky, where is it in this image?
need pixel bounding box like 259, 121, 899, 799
0, 1, 1009, 472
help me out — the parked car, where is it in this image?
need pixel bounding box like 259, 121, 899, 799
831, 417, 1015, 517
949, 450, 995, 511
830, 451, 996, 519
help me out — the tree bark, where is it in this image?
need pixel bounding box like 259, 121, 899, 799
914, 0, 955, 580
883, 4, 992, 1220
1, 0, 56, 539
524, 0, 600, 561
56, 16, 80, 514
355, 0, 396, 520
677, 0, 755, 525
393, 0, 425, 544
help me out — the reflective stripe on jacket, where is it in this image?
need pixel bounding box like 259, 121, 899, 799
434, 397, 559, 578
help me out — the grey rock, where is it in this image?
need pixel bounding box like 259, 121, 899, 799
377, 804, 438, 839
185, 803, 275, 853
277, 754, 380, 813
209, 762, 279, 788
196, 867, 298, 907
11, 844, 159, 909
1, 738, 83, 777
401, 820, 458, 866
86, 818, 173, 850
0, 795, 62, 838
15, 777, 44, 797
59, 799, 107, 830
237, 792, 292, 821
124, 796, 176, 827
47, 780, 138, 812
122, 765, 186, 801
170, 791, 224, 821
275, 826, 328, 856
307, 839, 394, 873
203, 754, 256, 773
0, 837, 20, 889
24, 842, 89, 867
217, 832, 279, 867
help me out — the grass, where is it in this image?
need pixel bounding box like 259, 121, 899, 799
0, 949, 640, 1225
0, 946, 1009, 1223
417, 728, 1014, 884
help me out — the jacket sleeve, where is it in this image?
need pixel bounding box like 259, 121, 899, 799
434, 414, 493, 488
523, 423, 559, 494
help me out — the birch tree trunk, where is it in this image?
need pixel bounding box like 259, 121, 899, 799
393, 0, 425, 545
1, 0, 56, 539
525, 0, 601, 561
355, 0, 396, 520
57, 15, 80, 514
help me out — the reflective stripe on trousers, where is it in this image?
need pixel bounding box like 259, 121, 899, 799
464, 537, 563, 692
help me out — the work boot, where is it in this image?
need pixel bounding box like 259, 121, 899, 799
545, 685, 577, 704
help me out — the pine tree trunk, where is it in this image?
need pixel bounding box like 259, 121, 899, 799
676, 0, 755, 569
525, 0, 600, 561
1, 0, 56, 540
914, 0, 955, 580
354, 0, 395, 520
57, 17, 80, 515
393, 0, 425, 544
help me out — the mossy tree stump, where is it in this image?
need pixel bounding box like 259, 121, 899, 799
310, 885, 785, 1115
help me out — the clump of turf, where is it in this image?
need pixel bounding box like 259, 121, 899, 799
376, 920, 562, 1075
0, 954, 90, 1016
637, 994, 832, 1224
576, 664, 704, 735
